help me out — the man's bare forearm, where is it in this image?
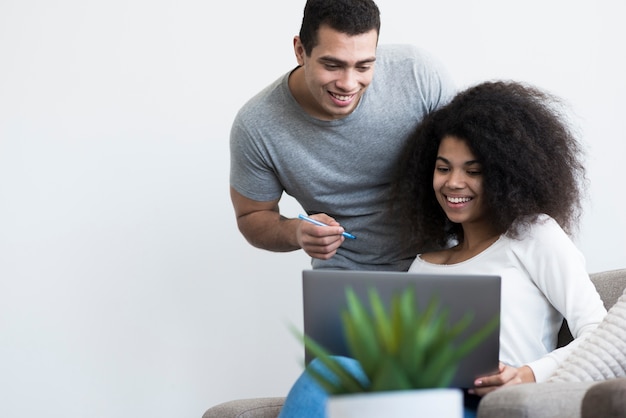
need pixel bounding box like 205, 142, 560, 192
237, 211, 301, 252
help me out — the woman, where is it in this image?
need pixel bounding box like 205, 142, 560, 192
395, 80, 606, 395
278, 81, 607, 417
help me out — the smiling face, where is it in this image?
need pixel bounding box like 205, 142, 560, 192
433, 136, 491, 227
290, 25, 378, 120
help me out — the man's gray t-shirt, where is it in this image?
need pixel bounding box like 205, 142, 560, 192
230, 44, 456, 270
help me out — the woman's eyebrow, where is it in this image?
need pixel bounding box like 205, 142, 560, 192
436, 156, 481, 166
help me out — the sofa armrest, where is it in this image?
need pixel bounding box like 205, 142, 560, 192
203, 397, 285, 418
581, 377, 626, 418
477, 381, 597, 418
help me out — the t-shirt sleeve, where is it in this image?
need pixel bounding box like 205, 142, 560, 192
408, 45, 457, 111
229, 110, 284, 202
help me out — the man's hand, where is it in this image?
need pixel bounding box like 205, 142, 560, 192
468, 362, 536, 397
230, 187, 347, 259
296, 213, 346, 260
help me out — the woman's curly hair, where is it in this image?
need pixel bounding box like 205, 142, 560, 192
393, 80, 586, 250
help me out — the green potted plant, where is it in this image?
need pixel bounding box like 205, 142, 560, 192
296, 286, 499, 418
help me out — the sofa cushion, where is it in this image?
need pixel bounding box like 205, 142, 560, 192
590, 269, 626, 309
477, 381, 597, 418
202, 397, 284, 418
581, 378, 626, 418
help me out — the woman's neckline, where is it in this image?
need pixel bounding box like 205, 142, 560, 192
419, 234, 504, 266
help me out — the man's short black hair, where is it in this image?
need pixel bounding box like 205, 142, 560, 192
299, 0, 381, 55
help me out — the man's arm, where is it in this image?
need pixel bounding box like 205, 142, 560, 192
230, 187, 346, 259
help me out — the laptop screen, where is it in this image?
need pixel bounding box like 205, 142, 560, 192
302, 269, 501, 389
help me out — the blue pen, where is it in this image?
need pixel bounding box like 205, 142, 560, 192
298, 214, 357, 239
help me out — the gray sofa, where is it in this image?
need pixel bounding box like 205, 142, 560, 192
204, 268, 626, 418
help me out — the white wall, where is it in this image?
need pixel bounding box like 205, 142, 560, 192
0, 1, 624, 417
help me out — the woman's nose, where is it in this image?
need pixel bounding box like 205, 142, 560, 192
447, 171, 466, 188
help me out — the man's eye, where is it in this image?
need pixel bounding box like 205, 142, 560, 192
357, 66, 372, 72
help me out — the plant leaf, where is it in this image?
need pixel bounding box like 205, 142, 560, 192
453, 315, 500, 362
368, 287, 395, 354
343, 288, 380, 376
290, 325, 367, 394
369, 356, 413, 392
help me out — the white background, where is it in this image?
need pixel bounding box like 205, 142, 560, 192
1, 1, 624, 417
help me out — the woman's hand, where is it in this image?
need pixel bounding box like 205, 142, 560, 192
468, 362, 536, 397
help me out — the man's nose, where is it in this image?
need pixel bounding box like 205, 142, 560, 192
335, 69, 359, 91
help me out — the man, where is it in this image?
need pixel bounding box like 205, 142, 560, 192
230, 0, 455, 270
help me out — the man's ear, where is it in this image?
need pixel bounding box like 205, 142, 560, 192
293, 36, 306, 66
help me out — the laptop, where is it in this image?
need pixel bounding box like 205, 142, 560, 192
302, 269, 501, 389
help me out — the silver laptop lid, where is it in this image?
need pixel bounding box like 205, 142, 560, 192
302, 269, 501, 389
